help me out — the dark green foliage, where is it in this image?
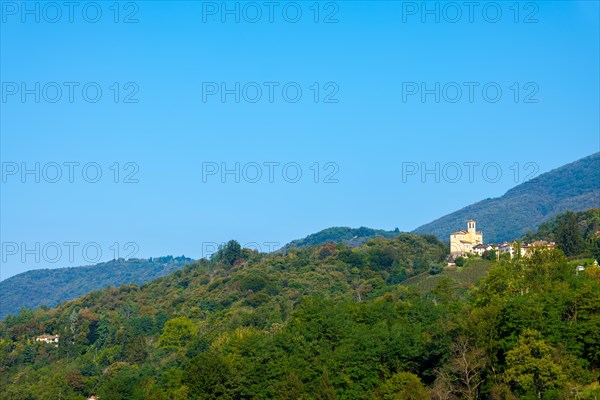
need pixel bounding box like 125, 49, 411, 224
429, 265, 443, 275
315, 370, 336, 400
523, 208, 600, 258
414, 153, 600, 242
184, 352, 234, 399
98, 365, 143, 400
455, 256, 466, 267
281, 226, 401, 252
211, 240, 242, 266
524, 208, 600, 243
482, 249, 497, 261
592, 236, 600, 262
556, 212, 586, 256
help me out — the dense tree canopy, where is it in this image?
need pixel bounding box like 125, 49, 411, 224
1, 236, 599, 399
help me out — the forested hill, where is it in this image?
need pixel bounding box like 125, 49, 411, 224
1, 237, 599, 399
523, 208, 600, 242
0, 256, 193, 320
279, 226, 401, 252
413, 152, 600, 243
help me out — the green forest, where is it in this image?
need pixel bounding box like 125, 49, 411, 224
280, 227, 401, 252
522, 208, 600, 257
1, 231, 599, 399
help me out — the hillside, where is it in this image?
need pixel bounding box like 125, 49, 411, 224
413, 152, 600, 243
279, 226, 401, 252
0, 256, 193, 320
1, 238, 598, 399
522, 208, 600, 242
401, 258, 495, 292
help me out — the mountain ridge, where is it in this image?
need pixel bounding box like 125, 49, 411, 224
278, 226, 402, 252
0, 256, 193, 320
412, 152, 600, 242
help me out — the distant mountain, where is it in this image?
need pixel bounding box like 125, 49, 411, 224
0, 256, 193, 320
413, 152, 600, 243
279, 226, 401, 252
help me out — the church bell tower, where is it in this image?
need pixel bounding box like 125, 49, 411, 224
467, 220, 476, 234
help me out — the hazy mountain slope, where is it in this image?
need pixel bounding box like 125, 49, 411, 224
0, 256, 193, 320
413, 152, 600, 243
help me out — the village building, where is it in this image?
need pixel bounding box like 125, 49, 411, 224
35, 334, 59, 347
450, 220, 483, 257
518, 240, 556, 257
498, 242, 515, 258
473, 243, 493, 256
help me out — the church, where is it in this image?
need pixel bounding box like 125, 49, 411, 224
450, 220, 483, 257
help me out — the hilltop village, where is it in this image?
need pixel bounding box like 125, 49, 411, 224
449, 220, 556, 262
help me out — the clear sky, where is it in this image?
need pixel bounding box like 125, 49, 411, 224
1, 1, 599, 280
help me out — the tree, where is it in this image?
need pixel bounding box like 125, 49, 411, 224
556, 212, 584, 256
379, 371, 428, 400
159, 317, 198, 349
184, 352, 233, 399
430, 369, 455, 400
455, 257, 466, 267
122, 334, 147, 363
47, 371, 70, 400
482, 249, 497, 261
448, 337, 487, 400
490, 383, 517, 400
315, 369, 336, 400
212, 240, 242, 266
591, 236, 600, 262
429, 265, 443, 275
98, 365, 143, 400
23, 344, 35, 364
276, 372, 305, 400
504, 329, 566, 398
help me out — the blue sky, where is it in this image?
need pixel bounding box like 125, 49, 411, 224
1, 1, 599, 279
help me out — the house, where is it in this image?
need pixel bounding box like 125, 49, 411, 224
450, 220, 483, 257
473, 243, 493, 256
524, 241, 555, 255
494, 240, 557, 258
35, 334, 59, 347
498, 242, 515, 257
